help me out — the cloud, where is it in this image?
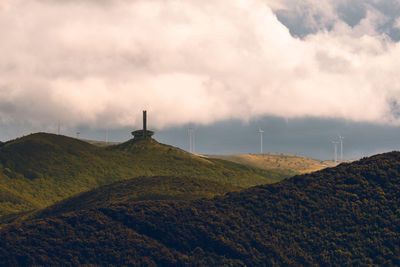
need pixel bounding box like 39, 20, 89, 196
1, 0, 400, 130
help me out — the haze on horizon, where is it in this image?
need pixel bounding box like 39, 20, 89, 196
1, 0, 400, 159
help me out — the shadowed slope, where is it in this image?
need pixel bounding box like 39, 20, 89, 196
0, 152, 399, 265
33, 176, 242, 219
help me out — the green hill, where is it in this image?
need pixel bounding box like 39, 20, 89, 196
208, 153, 337, 174
0, 133, 290, 216
1, 176, 240, 224
80, 138, 120, 147
0, 152, 398, 265
0, 185, 35, 215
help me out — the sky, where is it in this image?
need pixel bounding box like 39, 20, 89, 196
1, 0, 400, 159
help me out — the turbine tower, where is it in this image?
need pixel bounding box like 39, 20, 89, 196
339, 135, 344, 162
331, 140, 339, 163
188, 127, 195, 153
258, 128, 264, 154
192, 130, 195, 153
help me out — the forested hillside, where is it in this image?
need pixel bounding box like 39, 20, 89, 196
1, 152, 399, 265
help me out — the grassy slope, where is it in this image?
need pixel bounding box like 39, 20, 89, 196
0, 133, 118, 214
81, 139, 120, 147
0, 133, 290, 216
0, 185, 35, 215
0, 152, 399, 265
33, 176, 241, 220
108, 138, 292, 186
208, 153, 337, 174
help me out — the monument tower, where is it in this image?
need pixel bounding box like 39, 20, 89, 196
131, 110, 154, 140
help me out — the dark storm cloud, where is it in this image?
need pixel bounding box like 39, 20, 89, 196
0, 101, 17, 115
273, 0, 400, 40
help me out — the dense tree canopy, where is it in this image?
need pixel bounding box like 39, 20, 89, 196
1, 152, 399, 265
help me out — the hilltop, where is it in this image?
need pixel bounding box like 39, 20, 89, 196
0, 133, 289, 216
0, 152, 399, 265
84, 140, 334, 175
208, 153, 336, 174
80, 138, 120, 147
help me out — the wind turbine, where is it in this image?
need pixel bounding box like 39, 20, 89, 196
192, 129, 195, 153
331, 140, 339, 163
188, 127, 195, 153
338, 135, 344, 162
258, 128, 264, 154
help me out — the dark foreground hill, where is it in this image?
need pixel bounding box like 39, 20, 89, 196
0, 133, 289, 216
1, 152, 399, 265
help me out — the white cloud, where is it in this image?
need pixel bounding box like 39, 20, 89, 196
0, 0, 400, 130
